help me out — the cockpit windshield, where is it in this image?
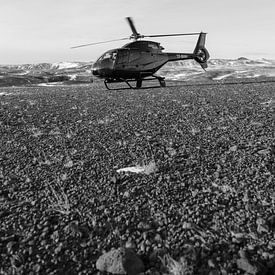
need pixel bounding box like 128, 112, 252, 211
97, 50, 117, 62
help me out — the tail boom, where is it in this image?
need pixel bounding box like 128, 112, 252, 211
166, 32, 210, 69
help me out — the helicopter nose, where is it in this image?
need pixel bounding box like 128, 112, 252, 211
92, 68, 99, 76
92, 62, 100, 76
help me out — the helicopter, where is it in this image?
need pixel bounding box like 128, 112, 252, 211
72, 17, 210, 90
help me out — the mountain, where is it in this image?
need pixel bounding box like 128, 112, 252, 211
0, 58, 275, 87
158, 58, 275, 82
0, 61, 94, 87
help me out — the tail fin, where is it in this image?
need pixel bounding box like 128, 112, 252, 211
193, 32, 210, 70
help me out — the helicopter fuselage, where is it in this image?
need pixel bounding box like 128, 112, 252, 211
92, 40, 195, 80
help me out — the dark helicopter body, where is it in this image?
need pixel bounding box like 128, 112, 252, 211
93, 41, 168, 79
73, 18, 209, 89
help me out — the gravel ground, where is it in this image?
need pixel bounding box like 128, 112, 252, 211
0, 82, 274, 274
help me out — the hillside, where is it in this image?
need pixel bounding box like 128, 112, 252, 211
159, 58, 275, 81
0, 58, 275, 87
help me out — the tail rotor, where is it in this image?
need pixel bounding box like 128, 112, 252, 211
193, 32, 210, 69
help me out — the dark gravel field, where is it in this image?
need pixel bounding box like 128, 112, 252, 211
0, 82, 274, 274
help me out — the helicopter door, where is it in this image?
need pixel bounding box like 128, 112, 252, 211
116, 49, 129, 67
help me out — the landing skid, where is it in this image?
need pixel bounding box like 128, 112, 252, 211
104, 76, 166, 90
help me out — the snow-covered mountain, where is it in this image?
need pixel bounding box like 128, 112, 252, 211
0, 61, 94, 87
0, 58, 275, 87
159, 57, 275, 81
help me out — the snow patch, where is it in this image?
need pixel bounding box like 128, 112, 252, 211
213, 73, 234, 80
117, 161, 157, 175
37, 82, 65, 87
69, 74, 77, 80
51, 62, 79, 70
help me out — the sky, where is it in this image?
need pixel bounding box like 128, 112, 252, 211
0, 0, 275, 64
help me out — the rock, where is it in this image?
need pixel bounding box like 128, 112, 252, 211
267, 215, 275, 229
237, 250, 258, 275
125, 239, 136, 249
123, 191, 130, 198
154, 233, 162, 243
96, 247, 145, 275
236, 257, 258, 275
229, 145, 238, 152
182, 222, 192, 229
10, 253, 24, 268
33, 263, 41, 272
6, 241, 17, 254
137, 221, 151, 231
257, 148, 270, 155
257, 223, 269, 234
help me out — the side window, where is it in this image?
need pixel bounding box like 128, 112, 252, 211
116, 50, 129, 65
129, 51, 141, 62
112, 53, 117, 60
148, 43, 159, 50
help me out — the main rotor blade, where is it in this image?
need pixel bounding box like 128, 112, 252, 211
144, 32, 202, 38
126, 17, 139, 37
71, 37, 129, 49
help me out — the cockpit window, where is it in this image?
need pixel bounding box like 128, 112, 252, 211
98, 51, 117, 61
